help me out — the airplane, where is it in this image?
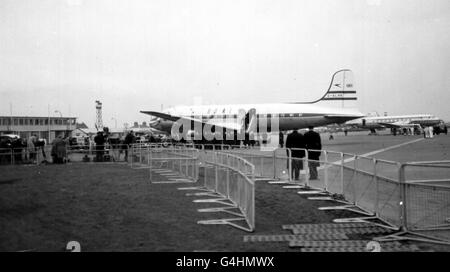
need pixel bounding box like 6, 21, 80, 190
345, 114, 445, 134
141, 69, 364, 143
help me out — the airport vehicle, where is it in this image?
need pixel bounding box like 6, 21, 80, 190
0, 134, 20, 140
346, 114, 445, 134
142, 69, 364, 142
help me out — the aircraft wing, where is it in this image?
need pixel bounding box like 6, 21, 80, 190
141, 111, 245, 132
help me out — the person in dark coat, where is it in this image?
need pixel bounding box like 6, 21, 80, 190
279, 131, 285, 148
304, 126, 322, 180
94, 131, 106, 162
51, 135, 67, 164
123, 130, 135, 162
285, 130, 306, 180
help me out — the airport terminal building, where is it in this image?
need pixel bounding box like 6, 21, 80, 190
0, 116, 77, 142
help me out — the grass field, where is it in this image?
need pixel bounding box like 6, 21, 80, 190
2, 162, 450, 252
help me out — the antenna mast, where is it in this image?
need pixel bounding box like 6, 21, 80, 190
95, 100, 103, 131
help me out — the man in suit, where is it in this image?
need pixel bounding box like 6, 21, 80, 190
94, 131, 106, 162
304, 126, 322, 180
285, 130, 306, 180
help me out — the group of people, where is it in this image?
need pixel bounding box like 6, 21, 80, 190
92, 130, 137, 162
0, 134, 68, 164
285, 126, 322, 181
27, 134, 48, 163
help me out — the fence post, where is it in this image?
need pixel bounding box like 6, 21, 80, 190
287, 149, 292, 182
185, 155, 189, 177
273, 149, 276, 179
260, 155, 263, 177
304, 149, 309, 187
195, 156, 199, 182
204, 159, 207, 188
340, 152, 344, 194
215, 160, 219, 193
373, 158, 379, 216
226, 167, 230, 199
353, 155, 357, 205
149, 146, 152, 182
130, 146, 133, 168
398, 163, 408, 231
179, 151, 182, 173
323, 150, 328, 191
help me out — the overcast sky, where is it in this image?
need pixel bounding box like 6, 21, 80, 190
1, 0, 449, 128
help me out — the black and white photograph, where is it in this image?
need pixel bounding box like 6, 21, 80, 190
1, 0, 450, 257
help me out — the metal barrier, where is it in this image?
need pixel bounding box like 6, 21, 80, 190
210, 144, 450, 243
0, 147, 51, 165
383, 162, 450, 244
195, 152, 255, 232
148, 147, 199, 183
126, 145, 256, 232
0, 144, 132, 165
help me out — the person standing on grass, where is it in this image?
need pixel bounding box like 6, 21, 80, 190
27, 134, 37, 163
94, 131, 106, 162
51, 135, 66, 164
304, 126, 322, 180
123, 130, 135, 162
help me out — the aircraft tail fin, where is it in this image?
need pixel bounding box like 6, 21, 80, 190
292, 69, 357, 108
318, 69, 357, 108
